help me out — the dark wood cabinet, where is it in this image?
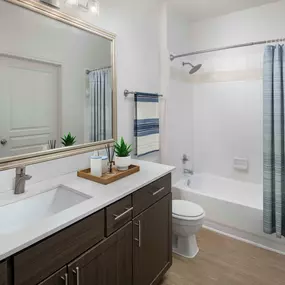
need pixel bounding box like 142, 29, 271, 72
68, 221, 133, 285
4, 174, 172, 285
133, 193, 172, 285
0, 261, 8, 285
38, 267, 67, 285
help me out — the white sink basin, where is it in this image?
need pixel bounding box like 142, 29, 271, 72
0, 185, 91, 234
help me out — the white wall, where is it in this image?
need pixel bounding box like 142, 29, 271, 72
0, 0, 166, 192
166, 0, 285, 184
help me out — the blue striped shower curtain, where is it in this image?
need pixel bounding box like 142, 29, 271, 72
88, 68, 112, 142
263, 45, 285, 238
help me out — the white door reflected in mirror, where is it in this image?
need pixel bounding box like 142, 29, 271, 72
0, 56, 59, 158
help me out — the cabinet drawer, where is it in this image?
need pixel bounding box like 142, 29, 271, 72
14, 210, 105, 285
133, 174, 171, 217
106, 195, 132, 236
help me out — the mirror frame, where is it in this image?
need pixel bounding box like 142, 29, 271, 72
0, 0, 117, 171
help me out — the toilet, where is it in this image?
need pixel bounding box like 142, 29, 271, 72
172, 200, 205, 258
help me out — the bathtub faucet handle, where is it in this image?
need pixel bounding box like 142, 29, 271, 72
182, 154, 189, 164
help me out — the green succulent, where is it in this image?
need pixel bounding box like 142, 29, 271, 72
114, 137, 132, 157
61, 132, 76, 147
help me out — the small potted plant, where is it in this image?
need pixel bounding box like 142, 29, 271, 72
61, 132, 76, 147
114, 137, 132, 171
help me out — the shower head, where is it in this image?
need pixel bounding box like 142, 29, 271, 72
182, 62, 202, 74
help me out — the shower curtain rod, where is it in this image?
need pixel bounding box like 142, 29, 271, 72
170, 37, 285, 61
86, 66, 111, 74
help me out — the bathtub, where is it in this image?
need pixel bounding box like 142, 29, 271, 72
173, 174, 285, 254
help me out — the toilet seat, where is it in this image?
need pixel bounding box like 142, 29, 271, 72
172, 200, 205, 221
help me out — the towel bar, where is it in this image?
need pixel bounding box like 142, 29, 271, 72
124, 89, 163, 97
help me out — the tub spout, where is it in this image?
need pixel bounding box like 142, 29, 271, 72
184, 168, 194, 175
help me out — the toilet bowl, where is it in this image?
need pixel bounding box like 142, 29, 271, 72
172, 200, 205, 258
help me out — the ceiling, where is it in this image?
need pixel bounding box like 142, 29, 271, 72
168, 0, 281, 22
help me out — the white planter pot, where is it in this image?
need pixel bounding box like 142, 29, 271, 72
115, 155, 131, 171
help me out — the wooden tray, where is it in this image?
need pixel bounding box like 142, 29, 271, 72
77, 164, 140, 185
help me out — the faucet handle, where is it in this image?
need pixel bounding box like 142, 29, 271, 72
16, 167, 32, 180
16, 166, 26, 175
182, 154, 189, 164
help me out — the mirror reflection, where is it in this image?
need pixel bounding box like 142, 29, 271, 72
0, 1, 113, 159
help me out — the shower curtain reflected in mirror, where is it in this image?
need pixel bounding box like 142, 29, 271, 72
263, 44, 285, 238
88, 68, 112, 142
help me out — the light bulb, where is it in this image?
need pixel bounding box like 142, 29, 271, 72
65, 0, 78, 6
89, 0, 99, 15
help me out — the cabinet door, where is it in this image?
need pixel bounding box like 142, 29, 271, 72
0, 261, 7, 285
38, 267, 67, 285
133, 193, 172, 285
68, 222, 132, 285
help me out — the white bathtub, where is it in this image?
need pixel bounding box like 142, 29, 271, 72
173, 174, 285, 254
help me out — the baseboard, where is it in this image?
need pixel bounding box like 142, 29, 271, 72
151, 261, 172, 285
203, 219, 285, 256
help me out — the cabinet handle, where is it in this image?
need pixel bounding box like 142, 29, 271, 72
61, 273, 68, 285
134, 220, 141, 248
152, 187, 165, 196
72, 267, 80, 285
113, 207, 133, 221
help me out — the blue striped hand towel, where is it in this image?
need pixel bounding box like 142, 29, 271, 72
134, 93, 160, 157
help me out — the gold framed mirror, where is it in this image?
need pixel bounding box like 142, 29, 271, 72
0, 0, 117, 171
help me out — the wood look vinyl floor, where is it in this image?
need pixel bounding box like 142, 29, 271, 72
161, 229, 285, 285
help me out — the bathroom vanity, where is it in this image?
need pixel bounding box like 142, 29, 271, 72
0, 161, 174, 285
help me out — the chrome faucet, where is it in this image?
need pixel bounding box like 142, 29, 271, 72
182, 154, 194, 175
15, 167, 32, 195
182, 154, 189, 164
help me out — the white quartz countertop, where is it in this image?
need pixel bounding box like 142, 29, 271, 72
0, 160, 175, 261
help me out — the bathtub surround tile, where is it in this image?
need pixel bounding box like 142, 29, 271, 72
162, 229, 285, 285
170, 66, 262, 84
192, 80, 263, 184
166, 2, 285, 186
